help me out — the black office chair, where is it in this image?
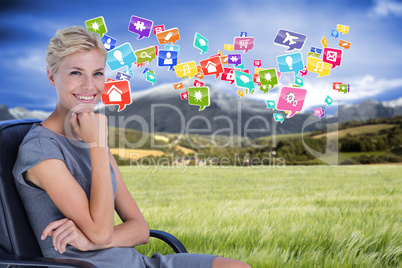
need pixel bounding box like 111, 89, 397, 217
0, 119, 187, 268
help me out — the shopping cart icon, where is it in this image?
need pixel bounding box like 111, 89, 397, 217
234, 37, 255, 53
239, 40, 249, 48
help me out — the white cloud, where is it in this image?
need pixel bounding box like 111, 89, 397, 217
369, 0, 402, 17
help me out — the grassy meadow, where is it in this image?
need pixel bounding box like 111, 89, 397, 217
114, 165, 402, 267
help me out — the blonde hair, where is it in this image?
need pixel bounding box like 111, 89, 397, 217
45, 26, 107, 73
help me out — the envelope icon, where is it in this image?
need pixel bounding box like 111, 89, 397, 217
326, 51, 337, 62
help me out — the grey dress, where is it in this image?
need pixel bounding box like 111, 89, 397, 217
13, 124, 216, 268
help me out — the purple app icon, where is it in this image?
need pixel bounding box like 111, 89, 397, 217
128, 15, 153, 40
227, 54, 242, 66
273, 29, 307, 51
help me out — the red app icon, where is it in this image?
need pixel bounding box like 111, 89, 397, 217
200, 56, 223, 78
102, 80, 132, 111
221, 67, 236, 84
180, 91, 188, 100
323, 48, 343, 69
194, 80, 205, 87
333, 82, 342, 91
253, 73, 261, 86
153, 25, 165, 35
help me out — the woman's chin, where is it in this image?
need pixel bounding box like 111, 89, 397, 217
70, 103, 96, 114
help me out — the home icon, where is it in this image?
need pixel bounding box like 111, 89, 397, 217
205, 61, 217, 73
107, 85, 122, 102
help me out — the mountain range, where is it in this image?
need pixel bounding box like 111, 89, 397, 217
2, 81, 402, 138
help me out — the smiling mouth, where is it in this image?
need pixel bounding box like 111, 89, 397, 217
74, 94, 97, 102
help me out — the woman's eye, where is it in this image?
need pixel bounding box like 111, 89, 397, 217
94, 72, 104, 77
70, 71, 81, 75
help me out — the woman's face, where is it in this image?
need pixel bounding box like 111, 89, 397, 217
47, 49, 105, 114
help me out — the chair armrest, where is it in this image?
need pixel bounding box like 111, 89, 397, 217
0, 248, 97, 268
150, 230, 188, 254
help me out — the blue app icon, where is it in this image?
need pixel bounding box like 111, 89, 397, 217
100, 34, 117, 51
106, 43, 137, 73
158, 50, 178, 71
331, 29, 339, 39
276, 52, 304, 76
164, 44, 180, 53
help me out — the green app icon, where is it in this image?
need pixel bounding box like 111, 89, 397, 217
85, 16, 107, 38
194, 32, 209, 54
145, 70, 157, 85
188, 86, 210, 111
266, 100, 276, 109
259, 69, 278, 92
234, 70, 254, 93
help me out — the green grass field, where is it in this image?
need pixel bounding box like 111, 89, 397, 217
115, 165, 402, 267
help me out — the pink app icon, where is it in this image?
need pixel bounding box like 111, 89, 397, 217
276, 86, 307, 118
323, 48, 342, 69
233, 37, 255, 53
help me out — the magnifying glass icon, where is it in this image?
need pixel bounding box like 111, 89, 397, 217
141, 51, 151, 58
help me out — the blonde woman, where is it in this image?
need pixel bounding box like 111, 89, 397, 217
13, 26, 250, 268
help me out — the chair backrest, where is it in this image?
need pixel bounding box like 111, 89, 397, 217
0, 119, 42, 257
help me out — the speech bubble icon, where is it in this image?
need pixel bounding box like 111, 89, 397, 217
273, 113, 284, 123
273, 29, 307, 51
276, 86, 307, 119
307, 52, 320, 58
339, 84, 349, 94
224, 44, 234, 51
233, 37, 255, 53
228, 54, 242, 66
100, 34, 117, 51
259, 69, 278, 90
276, 52, 304, 76
333, 82, 342, 91
135, 46, 156, 65
128, 15, 153, 40
85, 16, 108, 38
194, 80, 205, 87
173, 83, 183, 90
200, 56, 223, 78
253, 73, 261, 86
266, 100, 276, 109
254, 60, 262, 68
337, 24, 350, 34
331, 29, 339, 39
339, 39, 351, 49
153, 24, 165, 35
323, 47, 343, 69
260, 84, 270, 93
102, 80, 132, 112
306, 57, 332, 78
180, 91, 188, 100
321, 36, 328, 48
156, 28, 180, 45
175, 61, 197, 79
221, 67, 236, 84
194, 32, 209, 54
158, 50, 178, 71
238, 89, 244, 98
107, 43, 137, 73
116, 71, 132, 81
188, 86, 210, 111
144, 70, 157, 85
234, 70, 254, 92
325, 95, 333, 106
313, 107, 323, 117
295, 76, 303, 87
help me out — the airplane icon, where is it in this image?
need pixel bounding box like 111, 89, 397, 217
283, 32, 298, 45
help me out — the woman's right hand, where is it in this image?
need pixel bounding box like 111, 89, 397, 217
70, 112, 108, 147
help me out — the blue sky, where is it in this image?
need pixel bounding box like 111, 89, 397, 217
1, 0, 402, 112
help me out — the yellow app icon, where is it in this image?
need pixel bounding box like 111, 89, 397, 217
238, 89, 244, 98
255, 67, 267, 74
175, 61, 197, 79
336, 24, 350, 34
307, 57, 331, 78
224, 44, 234, 51
321, 36, 328, 48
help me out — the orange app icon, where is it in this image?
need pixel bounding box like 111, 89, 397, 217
200, 56, 223, 78
173, 83, 183, 89
339, 40, 351, 49
102, 80, 132, 112
156, 28, 180, 45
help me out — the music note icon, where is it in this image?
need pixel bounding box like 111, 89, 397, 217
314, 61, 324, 72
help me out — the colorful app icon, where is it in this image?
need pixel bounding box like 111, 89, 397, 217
188, 86, 210, 111
300, 66, 308, 76
295, 76, 303, 87
156, 28, 180, 44
102, 80, 131, 112
173, 83, 183, 90
259, 69, 278, 91
100, 34, 116, 51
116, 71, 131, 81
260, 84, 269, 93
175, 61, 197, 78
153, 24, 165, 35
200, 56, 223, 78
311, 47, 322, 54
254, 60, 262, 68
313, 107, 323, 117
157, 50, 178, 70
276, 52, 304, 76
333, 82, 342, 91
240, 32, 247, 37
336, 24, 350, 34
234, 70, 254, 92
321, 36, 328, 48
85, 16, 107, 38
266, 100, 276, 109
194, 80, 205, 87
273, 29, 307, 51
238, 89, 244, 98
306, 57, 331, 78
221, 55, 229, 65
339, 40, 351, 49
233, 37, 255, 53
107, 43, 137, 73
128, 15, 153, 39
325, 95, 333, 106
253, 73, 261, 86
144, 70, 157, 85
307, 52, 320, 58
323, 47, 342, 68
194, 32, 209, 54
273, 113, 284, 123
224, 44, 234, 51
180, 91, 188, 100
228, 54, 242, 66
164, 44, 180, 53
276, 86, 307, 118
221, 67, 236, 84
339, 84, 349, 94
331, 29, 339, 39
135, 46, 156, 65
